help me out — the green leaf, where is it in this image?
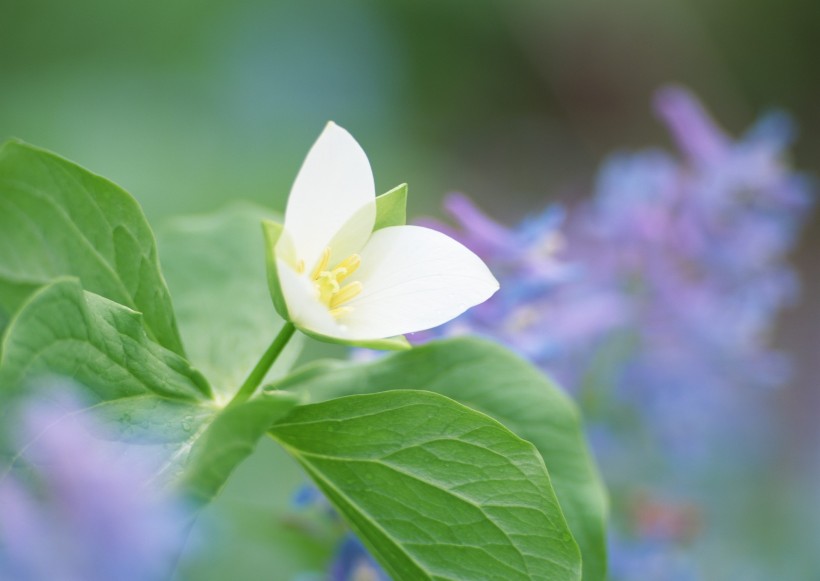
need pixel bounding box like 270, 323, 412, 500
270, 390, 582, 581
0, 278, 294, 506
0, 140, 184, 354
159, 204, 303, 401
178, 392, 299, 506
274, 338, 608, 580
373, 183, 408, 231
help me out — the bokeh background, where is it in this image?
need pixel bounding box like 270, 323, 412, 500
2, 1, 819, 579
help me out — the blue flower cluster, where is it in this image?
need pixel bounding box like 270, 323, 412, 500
328, 535, 390, 581
0, 388, 189, 581
422, 86, 812, 464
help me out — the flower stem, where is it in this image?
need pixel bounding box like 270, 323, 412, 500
230, 322, 296, 406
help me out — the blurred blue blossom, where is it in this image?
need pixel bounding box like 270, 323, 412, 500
0, 389, 189, 581
292, 483, 339, 521
607, 532, 699, 581
329, 535, 390, 581
420, 85, 812, 464
292, 483, 328, 510
416, 194, 614, 369
291, 485, 388, 581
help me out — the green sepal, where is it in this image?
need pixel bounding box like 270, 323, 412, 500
261, 219, 290, 321
298, 327, 411, 351
373, 183, 407, 231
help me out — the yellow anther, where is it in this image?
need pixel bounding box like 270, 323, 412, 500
302, 248, 364, 318
316, 273, 339, 305
310, 248, 331, 280
295, 259, 305, 275
330, 281, 363, 308
334, 254, 361, 281
329, 306, 353, 318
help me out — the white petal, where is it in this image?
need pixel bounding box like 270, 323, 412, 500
276, 258, 344, 338
340, 225, 499, 339
284, 122, 376, 270
324, 200, 376, 268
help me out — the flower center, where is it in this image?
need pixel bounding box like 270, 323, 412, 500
298, 248, 362, 318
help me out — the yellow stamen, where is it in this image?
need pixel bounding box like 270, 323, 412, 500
329, 306, 352, 318
333, 254, 361, 281
310, 248, 331, 280
316, 273, 339, 305
303, 247, 364, 319
295, 259, 305, 275
330, 281, 363, 308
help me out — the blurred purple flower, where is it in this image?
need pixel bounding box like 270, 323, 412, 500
291, 484, 389, 580
420, 86, 812, 463
329, 534, 389, 581
0, 389, 189, 581
415, 193, 624, 376
608, 532, 699, 581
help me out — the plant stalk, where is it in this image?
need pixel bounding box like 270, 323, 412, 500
230, 322, 296, 406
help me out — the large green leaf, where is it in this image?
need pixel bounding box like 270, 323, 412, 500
0, 278, 297, 505
270, 390, 582, 581
273, 338, 608, 580
158, 204, 303, 402
0, 140, 184, 354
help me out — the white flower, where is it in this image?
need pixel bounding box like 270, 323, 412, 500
267, 122, 498, 347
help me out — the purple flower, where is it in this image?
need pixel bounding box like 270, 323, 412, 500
414, 193, 625, 386
291, 484, 389, 580
421, 86, 812, 465
608, 532, 699, 581
0, 387, 189, 581
329, 534, 389, 581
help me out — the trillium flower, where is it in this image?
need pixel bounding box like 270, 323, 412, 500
263, 122, 499, 348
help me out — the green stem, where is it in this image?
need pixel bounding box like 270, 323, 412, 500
230, 322, 296, 406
